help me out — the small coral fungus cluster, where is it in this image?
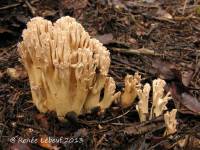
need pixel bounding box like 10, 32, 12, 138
120, 73, 177, 135
18, 16, 177, 134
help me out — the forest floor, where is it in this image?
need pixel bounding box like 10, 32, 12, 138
0, 0, 200, 149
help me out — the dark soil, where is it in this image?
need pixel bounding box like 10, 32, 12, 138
0, 0, 200, 149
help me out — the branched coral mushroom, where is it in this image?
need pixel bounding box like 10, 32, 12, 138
120, 76, 171, 122
150, 78, 171, 119
164, 109, 177, 136
135, 78, 171, 121
136, 83, 151, 122
120, 73, 141, 108
18, 16, 120, 119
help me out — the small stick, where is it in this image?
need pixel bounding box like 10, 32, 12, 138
112, 47, 162, 56
141, 13, 176, 24
95, 134, 106, 149
182, 0, 188, 15
0, 3, 21, 10
101, 106, 135, 123
25, 0, 36, 16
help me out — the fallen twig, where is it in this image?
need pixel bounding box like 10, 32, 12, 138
182, 0, 188, 15
101, 106, 135, 123
111, 47, 162, 56
0, 3, 21, 10
141, 13, 176, 24
25, 0, 36, 16
124, 122, 165, 135
95, 134, 106, 149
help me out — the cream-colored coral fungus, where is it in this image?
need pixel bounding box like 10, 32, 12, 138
164, 109, 177, 136
150, 78, 171, 119
136, 83, 151, 122
129, 77, 171, 122
18, 16, 120, 119
120, 72, 141, 108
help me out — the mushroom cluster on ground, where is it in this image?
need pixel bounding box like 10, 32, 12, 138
18, 16, 178, 134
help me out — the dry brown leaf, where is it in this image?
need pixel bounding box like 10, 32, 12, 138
35, 114, 49, 129
10, 143, 32, 150
181, 93, 200, 114
170, 83, 200, 115
95, 33, 114, 45
60, 0, 88, 10
151, 59, 177, 80
156, 8, 173, 19
181, 70, 194, 87
152, 59, 194, 87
